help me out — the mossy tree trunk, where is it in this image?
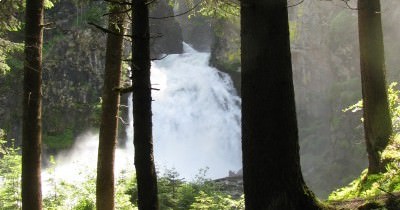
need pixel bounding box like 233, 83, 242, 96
358, 0, 392, 174
132, 0, 159, 209
96, 2, 126, 210
21, 0, 44, 209
241, 0, 322, 209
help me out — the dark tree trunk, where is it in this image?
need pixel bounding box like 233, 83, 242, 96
96, 2, 126, 210
21, 0, 44, 209
357, 0, 392, 174
132, 1, 159, 209
241, 0, 322, 209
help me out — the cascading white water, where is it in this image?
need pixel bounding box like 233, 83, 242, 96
127, 43, 242, 179
42, 43, 241, 194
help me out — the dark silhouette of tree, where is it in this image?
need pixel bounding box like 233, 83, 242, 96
240, 0, 323, 209
132, 0, 159, 209
96, 2, 127, 209
357, 0, 392, 174
21, 0, 44, 209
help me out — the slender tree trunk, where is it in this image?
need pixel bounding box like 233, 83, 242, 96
21, 0, 44, 209
358, 0, 392, 174
96, 2, 126, 210
241, 0, 322, 209
132, 1, 159, 209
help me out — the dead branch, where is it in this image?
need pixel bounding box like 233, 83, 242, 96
103, 0, 132, 6
288, 0, 304, 8
88, 22, 131, 38
151, 54, 169, 61
149, 0, 203, 20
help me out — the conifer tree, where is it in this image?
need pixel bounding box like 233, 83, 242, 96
132, 0, 159, 209
241, 0, 323, 209
357, 0, 392, 174
21, 0, 45, 209
96, 1, 127, 209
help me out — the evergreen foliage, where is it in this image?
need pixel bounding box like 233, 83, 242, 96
0, 0, 56, 74
197, 0, 239, 19
0, 39, 23, 75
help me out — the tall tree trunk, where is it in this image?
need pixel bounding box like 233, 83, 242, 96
22, 0, 44, 209
96, 2, 126, 210
241, 0, 322, 209
132, 1, 159, 209
358, 0, 392, 174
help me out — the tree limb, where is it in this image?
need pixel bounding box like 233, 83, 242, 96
114, 86, 134, 94
88, 22, 131, 37
151, 54, 169, 61
149, 0, 203, 20
103, 8, 132, 17
343, 0, 359, 10
114, 86, 160, 95
102, 0, 132, 6
145, 0, 157, 6
288, 0, 304, 8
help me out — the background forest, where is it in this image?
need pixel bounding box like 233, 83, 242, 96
1, 0, 400, 209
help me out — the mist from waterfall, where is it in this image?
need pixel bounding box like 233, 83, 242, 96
42, 43, 242, 194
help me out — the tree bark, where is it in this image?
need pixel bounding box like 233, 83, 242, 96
358, 0, 392, 174
21, 0, 44, 209
241, 0, 322, 209
96, 2, 126, 210
132, 1, 159, 209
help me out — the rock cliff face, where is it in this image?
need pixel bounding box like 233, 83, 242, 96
149, 0, 183, 57
214, 175, 243, 199
43, 28, 105, 136
209, 17, 241, 95
41, 1, 107, 149
0, 57, 23, 144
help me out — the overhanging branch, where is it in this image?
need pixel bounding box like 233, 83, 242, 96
149, 0, 203, 20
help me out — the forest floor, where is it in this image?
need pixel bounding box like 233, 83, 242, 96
327, 192, 400, 209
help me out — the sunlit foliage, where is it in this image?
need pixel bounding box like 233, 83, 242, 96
0, 0, 56, 33
0, 39, 23, 75
0, 0, 55, 75
0, 130, 22, 209
329, 84, 400, 200
343, 82, 400, 131
169, 0, 239, 19
197, 0, 239, 19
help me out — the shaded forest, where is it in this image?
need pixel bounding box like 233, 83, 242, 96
1, 0, 400, 209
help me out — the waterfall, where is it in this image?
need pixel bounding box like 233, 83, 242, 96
127, 43, 242, 179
